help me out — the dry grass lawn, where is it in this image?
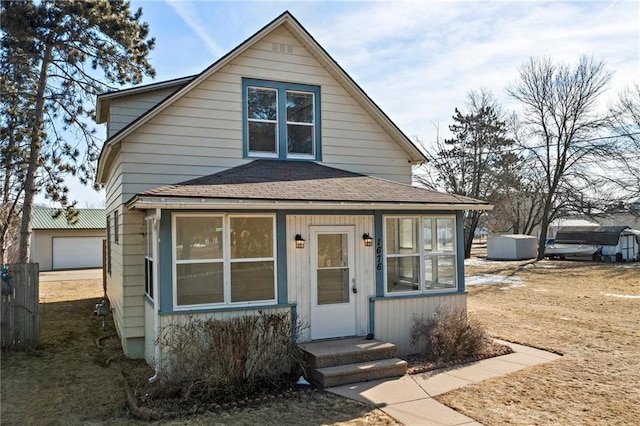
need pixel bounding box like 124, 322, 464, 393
3, 260, 638, 425
437, 258, 640, 425
0, 270, 398, 425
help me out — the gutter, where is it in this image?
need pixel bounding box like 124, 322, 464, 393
127, 197, 493, 212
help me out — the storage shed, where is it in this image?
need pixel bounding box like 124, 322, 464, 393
487, 234, 538, 260
30, 208, 106, 271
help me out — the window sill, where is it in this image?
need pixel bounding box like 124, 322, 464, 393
160, 302, 296, 316
373, 289, 465, 301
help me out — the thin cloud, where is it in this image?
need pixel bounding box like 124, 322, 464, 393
165, 0, 225, 58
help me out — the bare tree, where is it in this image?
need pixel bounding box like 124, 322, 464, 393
414, 89, 516, 258
507, 56, 614, 259
604, 83, 640, 204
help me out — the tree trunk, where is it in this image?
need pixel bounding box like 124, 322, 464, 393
17, 43, 52, 263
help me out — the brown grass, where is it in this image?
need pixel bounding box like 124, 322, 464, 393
437, 257, 640, 425
0, 271, 399, 425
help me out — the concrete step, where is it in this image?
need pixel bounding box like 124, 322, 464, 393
311, 358, 407, 388
300, 337, 398, 368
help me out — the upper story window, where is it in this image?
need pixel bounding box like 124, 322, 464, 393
243, 78, 321, 160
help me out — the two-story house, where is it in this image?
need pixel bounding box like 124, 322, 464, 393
95, 12, 490, 367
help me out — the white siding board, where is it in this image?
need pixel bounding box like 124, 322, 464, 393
374, 294, 467, 357
287, 214, 374, 342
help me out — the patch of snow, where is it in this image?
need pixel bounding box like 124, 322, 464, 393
601, 292, 640, 299
466, 274, 525, 288
533, 289, 550, 292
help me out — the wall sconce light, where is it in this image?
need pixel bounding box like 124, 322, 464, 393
295, 234, 305, 249
362, 233, 373, 247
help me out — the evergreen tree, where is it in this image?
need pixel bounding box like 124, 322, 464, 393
0, 0, 156, 262
415, 89, 516, 258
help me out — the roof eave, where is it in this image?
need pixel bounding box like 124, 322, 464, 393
127, 195, 493, 211
96, 75, 196, 123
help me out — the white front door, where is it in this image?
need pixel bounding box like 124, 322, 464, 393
310, 226, 356, 339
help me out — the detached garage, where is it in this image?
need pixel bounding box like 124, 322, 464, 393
30, 208, 106, 271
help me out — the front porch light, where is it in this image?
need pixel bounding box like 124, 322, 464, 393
362, 233, 373, 247
295, 234, 306, 249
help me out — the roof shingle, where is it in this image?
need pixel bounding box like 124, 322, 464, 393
139, 160, 488, 207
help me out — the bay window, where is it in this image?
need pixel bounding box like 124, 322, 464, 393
173, 214, 276, 308
385, 216, 457, 294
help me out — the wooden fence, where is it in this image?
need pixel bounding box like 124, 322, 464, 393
1, 263, 39, 351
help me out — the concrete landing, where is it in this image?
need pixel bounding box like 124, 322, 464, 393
327, 339, 561, 426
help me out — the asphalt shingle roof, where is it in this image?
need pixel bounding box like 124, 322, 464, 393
32, 207, 106, 230
139, 160, 488, 207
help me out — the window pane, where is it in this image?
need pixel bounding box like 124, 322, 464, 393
386, 218, 418, 254
287, 124, 313, 155
248, 122, 277, 153
423, 219, 433, 251
176, 216, 223, 260
177, 263, 223, 305
286, 91, 313, 123
437, 218, 454, 251
425, 256, 456, 290
386, 256, 419, 292
230, 217, 273, 259
317, 268, 349, 304
248, 87, 276, 120
317, 234, 348, 268
231, 261, 275, 302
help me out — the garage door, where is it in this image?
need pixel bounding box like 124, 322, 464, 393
52, 237, 104, 270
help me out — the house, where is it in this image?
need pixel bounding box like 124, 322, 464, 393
30, 207, 106, 271
95, 11, 491, 364
554, 226, 640, 262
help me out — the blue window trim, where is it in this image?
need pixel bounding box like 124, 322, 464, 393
242, 78, 322, 161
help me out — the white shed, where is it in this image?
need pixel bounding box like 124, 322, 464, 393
487, 234, 537, 260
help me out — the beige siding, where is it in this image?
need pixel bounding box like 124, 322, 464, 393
114, 25, 412, 203
374, 293, 467, 357
108, 87, 179, 138
286, 214, 375, 342
30, 229, 105, 271
105, 205, 146, 358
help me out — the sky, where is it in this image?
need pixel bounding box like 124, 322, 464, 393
43, 0, 639, 208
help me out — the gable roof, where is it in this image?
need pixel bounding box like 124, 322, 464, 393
127, 160, 491, 211
96, 11, 426, 183
32, 207, 106, 230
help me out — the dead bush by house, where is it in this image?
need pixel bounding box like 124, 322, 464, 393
410, 306, 487, 362
156, 312, 306, 403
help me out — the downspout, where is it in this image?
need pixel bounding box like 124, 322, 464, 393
149, 208, 162, 382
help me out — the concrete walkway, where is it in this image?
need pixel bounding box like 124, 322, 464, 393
327, 340, 561, 426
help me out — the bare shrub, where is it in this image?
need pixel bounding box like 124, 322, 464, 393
409, 314, 435, 355
410, 306, 487, 362
156, 312, 307, 403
